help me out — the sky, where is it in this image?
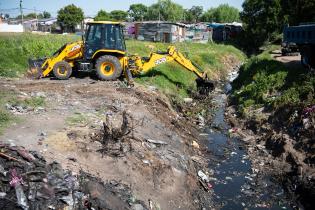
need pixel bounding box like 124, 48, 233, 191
0, 0, 244, 17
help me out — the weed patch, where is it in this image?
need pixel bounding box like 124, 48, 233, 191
66, 112, 89, 126
232, 47, 315, 116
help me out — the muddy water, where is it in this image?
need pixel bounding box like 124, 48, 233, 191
205, 86, 293, 210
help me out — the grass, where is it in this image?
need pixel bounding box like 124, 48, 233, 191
0, 33, 79, 77
0, 91, 15, 133
66, 112, 89, 126
232, 45, 315, 116
0, 89, 46, 133
126, 40, 245, 99
8, 96, 45, 108
0, 33, 245, 101
0, 109, 11, 134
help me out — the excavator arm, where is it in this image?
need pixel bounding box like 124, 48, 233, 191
131, 46, 214, 94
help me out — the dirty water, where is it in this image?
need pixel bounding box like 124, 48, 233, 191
205, 86, 294, 210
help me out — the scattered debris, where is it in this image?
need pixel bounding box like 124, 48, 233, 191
192, 141, 200, 149
146, 139, 168, 146
0, 144, 147, 210
198, 170, 212, 192
184, 98, 193, 103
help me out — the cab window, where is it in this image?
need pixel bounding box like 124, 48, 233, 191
86, 24, 102, 43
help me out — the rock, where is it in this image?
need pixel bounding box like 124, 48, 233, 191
132, 204, 145, 210
303, 118, 311, 129
183, 98, 193, 103
35, 107, 45, 112
146, 139, 168, 146
148, 86, 157, 91
197, 115, 205, 127
0, 192, 6, 198
39, 131, 47, 137
31, 92, 46, 98
191, 141, 200, 149
142, 160, 150, 165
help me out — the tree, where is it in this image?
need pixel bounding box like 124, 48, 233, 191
42, 11, 51, 18
241, 0, 282, 49
201, 8, 216, 22
4, 14, 10, 19
280, 0, 315, 26
57, 4, 84, 33
202, 4, 240, 23
110, 10, 128, 21
146, 0, 184, 21
25, 13, 37, 19
129, 3, 147, 21
95, 10, 111, 21
184, 6, 203, 23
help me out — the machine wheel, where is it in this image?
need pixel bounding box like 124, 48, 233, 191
53, 61, 72, 80
95, 55, 122, 80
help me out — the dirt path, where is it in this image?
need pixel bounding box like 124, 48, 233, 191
0, 78, 211, 209
271, 50, 302, 68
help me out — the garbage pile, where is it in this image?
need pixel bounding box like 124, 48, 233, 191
0, 143, 148, 210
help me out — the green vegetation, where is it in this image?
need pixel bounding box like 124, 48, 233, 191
232, 46, 315, 116
128, 4, 148, 21
241, 0, 315, 51
94, 10, 111, 21
95, 10, 128, 21
8, 96, 45, 108
0, 33, 245, 101
0, 91, 15, 133
0, 33, 79, 77
57, 4, 84, 33
202, 4, 240, 23
126, 40, 245, 99
66, 112, 89, 126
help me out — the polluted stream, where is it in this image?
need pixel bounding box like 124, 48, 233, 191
204, 78, 293, 209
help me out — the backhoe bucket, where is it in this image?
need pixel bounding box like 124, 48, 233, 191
196, 78, 215, 95
27, 58, 46, 79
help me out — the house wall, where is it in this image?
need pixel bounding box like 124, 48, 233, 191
135, 22, 185, 43
185, 24, 210, 43
0, 23, 24, 32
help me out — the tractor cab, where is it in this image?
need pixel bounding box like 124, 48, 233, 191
84, 22, 126, 60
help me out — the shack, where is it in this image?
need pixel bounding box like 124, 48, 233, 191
135, 21, 186, 43
37, 18, 58, 32
185, 23, 210, 43
208, 22, 243, 42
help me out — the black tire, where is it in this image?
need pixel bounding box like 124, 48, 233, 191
53, 61, 72, 80
95, 55, 122, 81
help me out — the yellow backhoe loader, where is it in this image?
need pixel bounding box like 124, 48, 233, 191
29, 21, 214, 94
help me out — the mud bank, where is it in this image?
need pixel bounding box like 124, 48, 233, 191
0, 78, 219, 210
227, 94, 315, 209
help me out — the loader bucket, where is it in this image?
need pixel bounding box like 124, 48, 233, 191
27, 58, 46, 79
196, 78, 215, 95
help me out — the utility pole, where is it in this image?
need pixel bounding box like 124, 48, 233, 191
34, 7, 38, 31
20, 0, 23, 23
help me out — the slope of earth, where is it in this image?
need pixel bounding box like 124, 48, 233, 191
0, 78, 214, 210
228, 47, 315, 209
